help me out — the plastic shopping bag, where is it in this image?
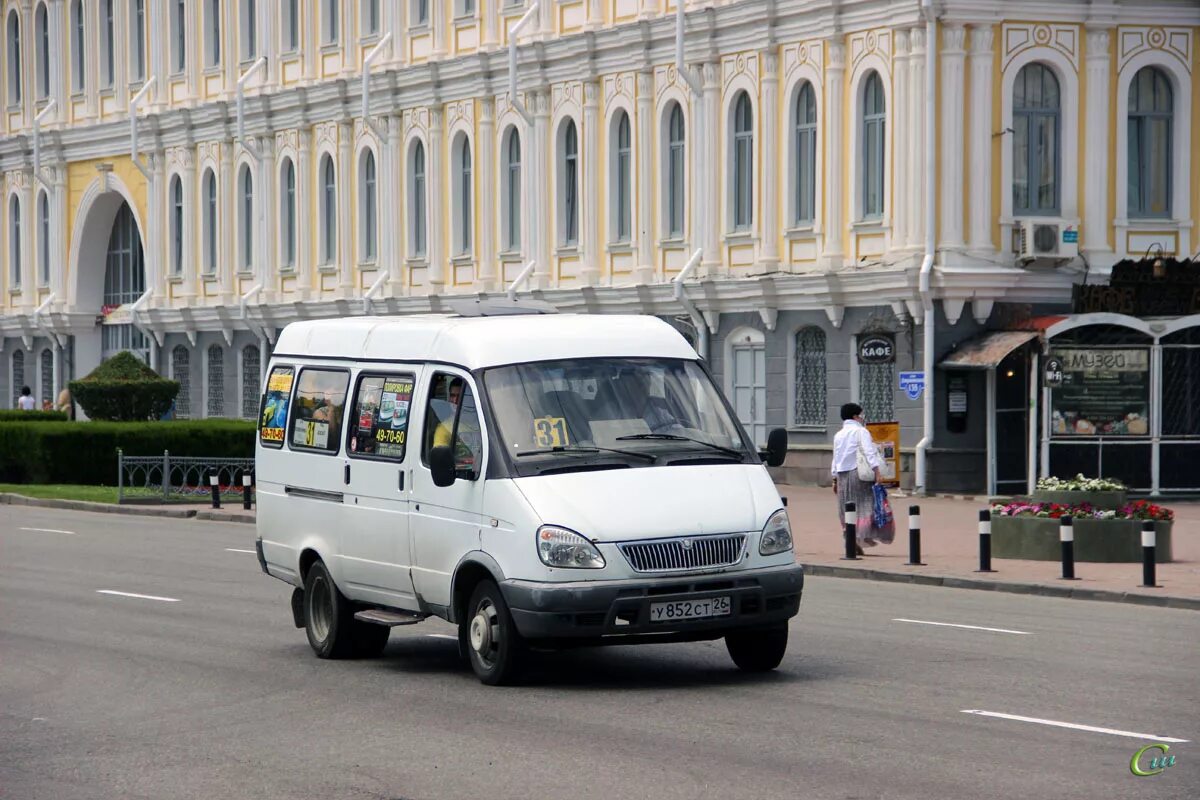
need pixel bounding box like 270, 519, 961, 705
872, 483, 896, 542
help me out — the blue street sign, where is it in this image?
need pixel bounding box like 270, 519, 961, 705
899, 371, 925, 401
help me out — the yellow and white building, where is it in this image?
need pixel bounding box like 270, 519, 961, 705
0, 1, 1197, 491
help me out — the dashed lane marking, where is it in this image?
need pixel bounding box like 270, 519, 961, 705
893, 618, 1031, 635
96, 590, 181, 603
961, 710, 1189, 743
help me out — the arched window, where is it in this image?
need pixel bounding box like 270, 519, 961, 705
454, 136, 472, 255
131, 0, 146, 81
323, 0, 338, 44
320, 155, 336, 264
172, 345, 191, 418
37, 191, 49, 286
611, 111, 632, 242
794, 82, 818, 225
203, 170, 217, 274
8, 11, 22, 105
1128, 66, 1172, 219
170, 176, 184, 275
360, 150, 377, 261
665, 103, 685, 239
503, 127, 521, 251
72, 1, 85, 90
242, 0, 257, 60
171, 0, 186, 72
102, 0, 114, 87
282, 0, 298, 52
11, 351, 24, 408
205, 0, 221, 67
732, 91, 753, 230
409, 141, 427, 257
281, 158, 296, 268
559, 120, 579, 246
1013, 63, 1060, 215
39, 348, 52, 405
9, 195, 21, 289
206, 344, 224, 417
101, 203, 148, 363
861, 71, 885, 220
34, 4, 48, 100
239, 165, 253, 271
793, 327, 827, 427
241, 344, 260, 418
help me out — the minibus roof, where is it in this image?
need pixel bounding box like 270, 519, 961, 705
272, 314, 699, 370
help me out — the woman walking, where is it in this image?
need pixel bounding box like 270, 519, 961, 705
830, 402, 889, 555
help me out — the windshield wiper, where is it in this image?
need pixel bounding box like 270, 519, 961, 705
614, 433, 745, 460
515, 445, 657, 463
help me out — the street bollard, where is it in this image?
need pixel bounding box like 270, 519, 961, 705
242, 471, 253, 511
1060, 516, 1077, 580
209, 470, 221, 510
841, 502, 860, 560
906, 505, 925, 566
1142, 520, 1158, 588
976, 509, 995, 573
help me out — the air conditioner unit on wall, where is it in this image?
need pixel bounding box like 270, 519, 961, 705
1016, 220, 1079, 263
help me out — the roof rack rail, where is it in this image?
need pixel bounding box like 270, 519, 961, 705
447, 298, 559, 317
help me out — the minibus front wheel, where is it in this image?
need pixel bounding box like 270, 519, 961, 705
725, 623, 789, 672
463, 580, 526, 685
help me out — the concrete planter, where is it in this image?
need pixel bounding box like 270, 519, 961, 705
1030, 490, 1128, 510
992, 516, 1172, 562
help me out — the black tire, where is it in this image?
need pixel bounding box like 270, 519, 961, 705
461, 580, 525, 685
725, 623, 789, 672
303, 560, 358, 659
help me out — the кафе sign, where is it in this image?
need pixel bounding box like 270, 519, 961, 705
1047, 348, 1150, 436
1073, 258, 1200, 316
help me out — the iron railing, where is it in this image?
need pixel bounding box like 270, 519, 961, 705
117, 449, 255, 504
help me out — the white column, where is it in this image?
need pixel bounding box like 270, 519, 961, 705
296, 129, 313, 296
639, 0, 658, 20
183, 149, 198, 298
337, 120, 353, 291
258, 135, 275, 287
20, 182, 34, 306
51, 166, 67, 295
688, 66, 703, 263
482, 0, 498, 48
635, 70, 654, 282
939, 24, 966, 251
532, 89, 551, 288
586, 0, 602, 30
220, 140, 235, 302
303, 0, 319, 80
701, 61, 720, 276
384, 116, 404, 294
340, 0, 353, 74
478, 98, 497, 290
907, 27, 926, 251
968, 25, 994, 254
113, 0, 129, 112
892, 31, 910, 251
148, 150, 165, 296
432, 0, 446, 56
823, 42, 845, 267
759, 51, 780, 269
581, 80, 600, 286
539, 0, 554, 36
1083, 28, 1111, 256
427, 107, 445, 289
48, 0, 66, 118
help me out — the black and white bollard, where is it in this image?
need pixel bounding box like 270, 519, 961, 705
907, 505, 925, 566
841, 502, 860, 560
976, 509, 995, 572
1060, 515, 1077, 580
1142, 520, 1158, 588
242, 471, 253, 511
209, 470, 221, 510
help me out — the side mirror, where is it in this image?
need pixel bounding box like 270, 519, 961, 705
761, 428, 789, 468
429, 445, 457, 487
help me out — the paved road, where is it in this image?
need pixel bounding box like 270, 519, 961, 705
1, 505, 1197, 800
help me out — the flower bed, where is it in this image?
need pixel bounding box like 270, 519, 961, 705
1031, 474, 1127, 510
989, 500, 1173, 563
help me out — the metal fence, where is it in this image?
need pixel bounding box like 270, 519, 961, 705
117, 450, 255, 504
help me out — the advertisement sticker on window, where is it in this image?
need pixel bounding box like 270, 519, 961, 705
1049, 348, 1150, 436
260, 367, 294, 445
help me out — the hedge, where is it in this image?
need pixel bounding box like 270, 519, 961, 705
69, 351, 180, 422
0, 419, 256, 485
0, 410, 69, 422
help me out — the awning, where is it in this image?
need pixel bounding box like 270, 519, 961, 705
939, 331, 1040, 370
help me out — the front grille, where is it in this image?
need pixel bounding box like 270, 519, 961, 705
618, 533, 747, 573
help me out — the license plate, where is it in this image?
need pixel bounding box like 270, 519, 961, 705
649, 596, 731, 622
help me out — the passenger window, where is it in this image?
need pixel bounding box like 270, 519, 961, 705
259, 365, 295, 448
347, 373, 416, 461
422, 373, 483, 480
287, 368, 349, 455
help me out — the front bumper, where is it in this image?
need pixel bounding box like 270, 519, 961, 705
500, 563, 803, 643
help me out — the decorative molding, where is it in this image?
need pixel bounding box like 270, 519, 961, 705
314, 121, 339, 151
1002, 23, 1080, 72
849, 28, 893, 75
653, 64, 689, 100
402, 107, 431, 137
602, 73, 636, 104
1117, 26, 1192, 73
274, 129, 300, 153
721, 52, 759, 89
446, 98, 475, 128
783, 40, 824, 81
971, 26, 995, 55
553, 81, 584, 113
942, 24, 967, 54
165, 145, 193, 171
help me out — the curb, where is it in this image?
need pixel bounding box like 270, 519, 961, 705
1, 492, 256, 524
801, 563, 1200, 611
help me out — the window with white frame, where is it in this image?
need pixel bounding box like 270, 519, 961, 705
612, 111, 632, 243
206, 344, 224, 417
37, 191, 49, 286
412, 0, 429, 27
102, 0, 114, 88
8, 11, 22, 105
172, 345, 191, 418
793, 327, 826, 427
281, 158, 296, 268
1127, 66, 1172, 219
364, 0, 380, 34
131, 0, 145, 81
409, 141, 427, 257
239, 165, 254, 271
203, 170, 217, 274
861, 71, 885, 220
170, 176, 184, 275
503, 127, 521, 251
1012, 62, 1060, 216
665, 102, 685, 239
241, 344, 260, 418
559, 119, 579, 246
282, 0, 298, 52
11, 351, 24, 407
731, 91, 753, 231
9, 196, 21, 288
458, 0, 477, 17
320, 155, 336, 265
205, 0, 221, 67
454, 135, 473, 255
360, 149, 377, 262
794, 82, 817, 225
34, 3, 48, 100
242, 0, 257, 61
72, 1, 86, 90
323, 0, 338, 44
171, 0, 185, 73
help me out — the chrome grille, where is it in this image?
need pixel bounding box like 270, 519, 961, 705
618, 534, 747, 573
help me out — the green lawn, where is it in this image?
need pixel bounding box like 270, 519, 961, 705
0, 483, 122, 503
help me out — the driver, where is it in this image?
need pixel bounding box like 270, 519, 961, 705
629, 371, 683, 434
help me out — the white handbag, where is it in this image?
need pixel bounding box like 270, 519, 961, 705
855, 429, 876, 482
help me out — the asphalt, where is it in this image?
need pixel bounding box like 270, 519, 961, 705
1, 504, 1197, 800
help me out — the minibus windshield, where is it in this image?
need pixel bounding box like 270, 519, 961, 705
483, 358, 753, 473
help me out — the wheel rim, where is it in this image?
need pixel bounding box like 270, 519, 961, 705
469, 598, 501, 668
309, 575, 332, 642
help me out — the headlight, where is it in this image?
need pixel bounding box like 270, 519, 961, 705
537, 525, 606, 569
759, 509, 793, 556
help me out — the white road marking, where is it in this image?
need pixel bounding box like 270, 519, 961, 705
961, 710, 1189, 743
18, 527, 76, 535
96, 590, 180, 603
225, 548, 256, 554
427, 633, 457, 640
893, 618, 1031, 635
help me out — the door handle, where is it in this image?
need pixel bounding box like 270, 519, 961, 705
398, 470, 404, 491
344, 464, 351, 485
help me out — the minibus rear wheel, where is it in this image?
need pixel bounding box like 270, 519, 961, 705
725, 623, 789, 672
463, 580, 525, 685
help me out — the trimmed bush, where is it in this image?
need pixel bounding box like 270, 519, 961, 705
0, 419, 256, 485
0, 410, 68, 422
68, 351, 180, 422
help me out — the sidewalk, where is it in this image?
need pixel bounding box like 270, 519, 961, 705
781, 484, 1200, 609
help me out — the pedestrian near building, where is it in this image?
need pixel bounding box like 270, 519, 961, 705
17, 386, 35, 411
831, 402, 888, 555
